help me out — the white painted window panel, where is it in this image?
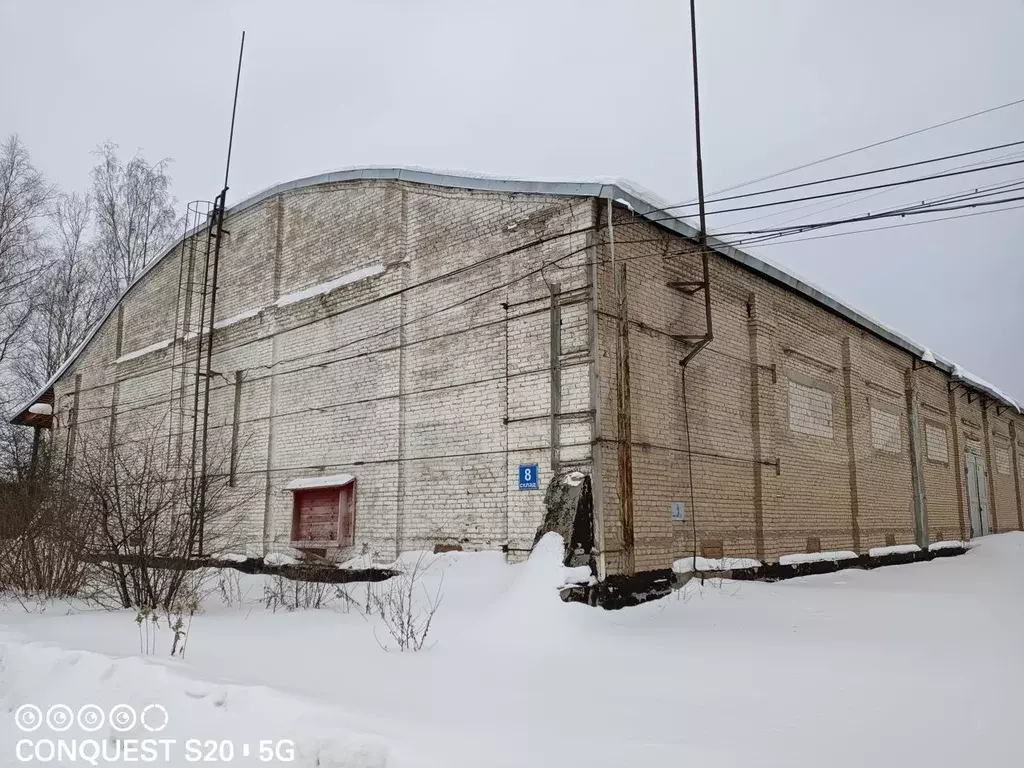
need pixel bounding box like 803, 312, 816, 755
995, 446, 1011, 475
870, 407, 901, 453
926, 423, 949, 463
788, 380, 833, 439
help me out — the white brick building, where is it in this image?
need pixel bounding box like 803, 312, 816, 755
11, 168, 1024, 578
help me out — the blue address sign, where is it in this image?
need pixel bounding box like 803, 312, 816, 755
518, 464, 539, 490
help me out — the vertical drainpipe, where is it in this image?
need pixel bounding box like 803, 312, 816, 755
395, 188, 409, 559
746, 293, 766, 560
981, 400, 999, 533
842, 338, 862, 552
549, 281, 562, 472
1009, 420, 1024, 531
609, 197, 636, 576
262, 195, 285, 556
65, 374, 83, 479
587, 221, 606, 581
947, 384, 968, 541
905, 366, 929, 549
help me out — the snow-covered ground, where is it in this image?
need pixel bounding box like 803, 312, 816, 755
2, 532, 1023, 767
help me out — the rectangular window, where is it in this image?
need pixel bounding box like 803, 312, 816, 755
925, 422, 949, 464
995, 446, 1011, 475
291, 482, 355, 547
870, 406, 901, 453
788, 378, 833, 439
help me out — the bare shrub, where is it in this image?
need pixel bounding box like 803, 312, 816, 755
69, 425, 245, 610
215, 568, 253, 608
131, 601, 198, 658
372, 554, 443, 652
262, 574, 335, 613
0, 477, 92, 605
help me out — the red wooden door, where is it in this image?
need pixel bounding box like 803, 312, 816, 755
293, 487, 340, 542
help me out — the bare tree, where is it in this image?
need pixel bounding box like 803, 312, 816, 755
17, 192, 104, 389
91, 141, 178, 303
0, 135, 52, 384
0, 135, 54, 482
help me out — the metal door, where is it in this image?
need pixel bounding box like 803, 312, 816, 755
965, 452, 991, 538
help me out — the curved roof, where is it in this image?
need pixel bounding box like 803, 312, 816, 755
9, 166, 1020, 424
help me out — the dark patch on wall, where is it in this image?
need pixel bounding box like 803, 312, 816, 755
563, 544, 971, 609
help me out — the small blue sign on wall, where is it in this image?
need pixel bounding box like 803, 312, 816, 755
518, 464, 539, 490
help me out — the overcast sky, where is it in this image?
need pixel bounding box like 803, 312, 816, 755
2, 0, 1022, 396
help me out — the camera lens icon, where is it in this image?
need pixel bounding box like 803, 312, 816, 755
15, 705, 43, 732
46, 705, 74, 732
77, 704, 105, 732
109, 704, 137, 732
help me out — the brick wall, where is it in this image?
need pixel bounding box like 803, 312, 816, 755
50, 179, 595, 563
595, 203, 1023, 576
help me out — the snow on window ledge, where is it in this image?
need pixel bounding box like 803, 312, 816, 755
115, 337, 173, 364
275, 265, 385, 308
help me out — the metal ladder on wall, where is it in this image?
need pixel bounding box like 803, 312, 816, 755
166, 195, 228, 556
168, 200, 214, 472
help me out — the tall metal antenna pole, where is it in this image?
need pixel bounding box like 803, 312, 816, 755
689, 0, 707, 244
224, 31, 245, 192
196, 30, 246, 557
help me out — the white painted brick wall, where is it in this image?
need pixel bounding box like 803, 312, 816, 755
48, 180, 597, 563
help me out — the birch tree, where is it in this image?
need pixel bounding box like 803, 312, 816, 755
0, 135, 53, 480
0, 134, 52, 375
16, 192, 104, 389
91, 141, 178, 303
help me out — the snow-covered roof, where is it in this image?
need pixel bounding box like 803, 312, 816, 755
9, 166, 1021, 423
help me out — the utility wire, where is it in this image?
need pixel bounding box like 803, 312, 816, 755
683, 95, 1024, 203
743, 202, 1024, 250
717, 192, 1024, 239
722, 151, 1024, 232
656, 138, 1024, 213
631, 156, 1024, 227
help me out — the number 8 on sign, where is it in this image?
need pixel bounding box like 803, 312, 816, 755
518, 464, 539, 490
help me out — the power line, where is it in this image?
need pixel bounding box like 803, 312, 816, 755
722, 151, 1024, 232
690, 95, 1024, 202
637, 156, 1024, 222
743, 202, 1024, 250
717, 192, 1024, 238
657, 138, 1024, 214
